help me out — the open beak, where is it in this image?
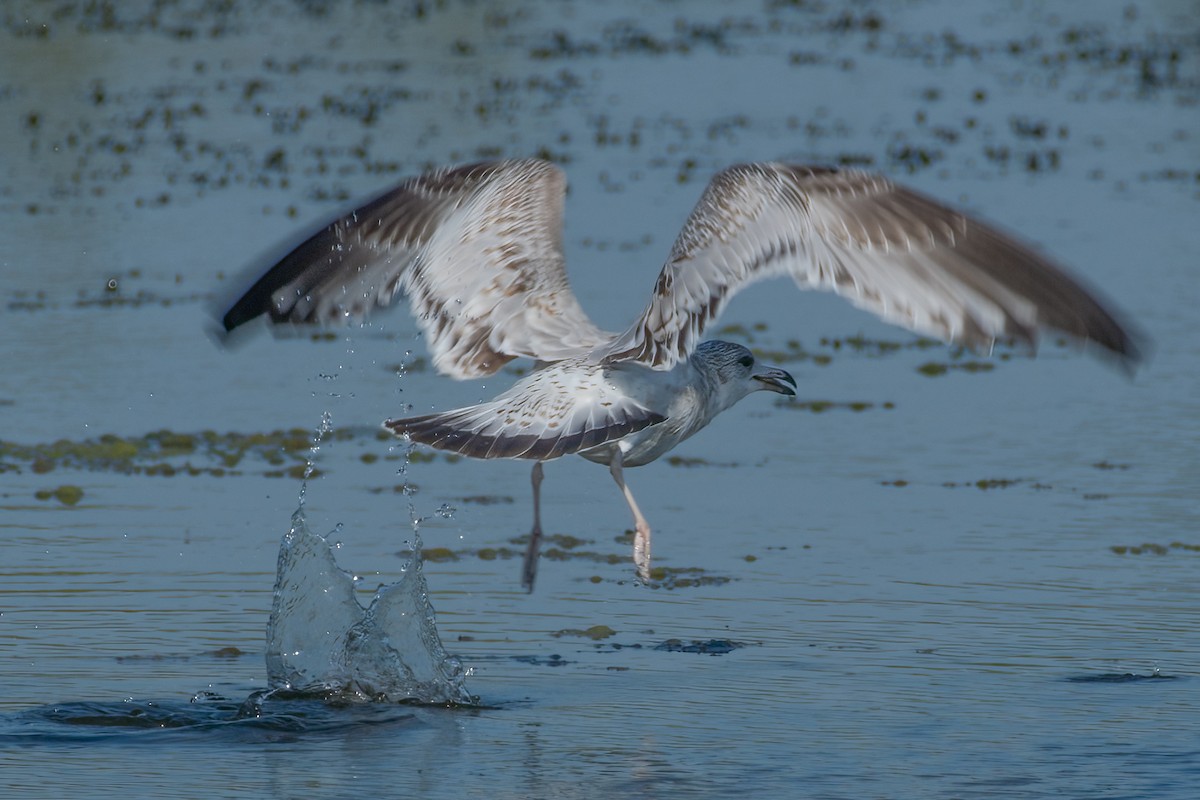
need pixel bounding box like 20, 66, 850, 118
752, 365, 797, 397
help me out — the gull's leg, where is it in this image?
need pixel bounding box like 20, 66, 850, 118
521, 461, 545, 592
609, 452, 652, 582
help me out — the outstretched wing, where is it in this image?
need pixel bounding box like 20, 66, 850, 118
222, 159, 613, 379
599, 163, 1141, 369
384, 361, 665, 461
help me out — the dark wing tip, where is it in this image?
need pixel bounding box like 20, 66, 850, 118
217, 221, 341, 334
217, 178, 414, 335
901, 198, 1148, 375
1087, 314, 1151, 377
222, 290, 268, 332
1032, 269, 1149, 373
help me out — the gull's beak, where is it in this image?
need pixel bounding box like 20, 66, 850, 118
752, 365, 797, 397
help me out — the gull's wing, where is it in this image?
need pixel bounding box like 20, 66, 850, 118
222, 159, 613, 379
599, 163, 1141, 369
384, 361, 665, 461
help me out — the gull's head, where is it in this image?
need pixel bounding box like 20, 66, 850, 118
693, 340, 796, 410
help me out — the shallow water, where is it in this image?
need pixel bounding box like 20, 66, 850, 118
2, 1, 1199, 797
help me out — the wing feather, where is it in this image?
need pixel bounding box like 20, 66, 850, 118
223, 159, 613, 378
599, 163, 1141, 369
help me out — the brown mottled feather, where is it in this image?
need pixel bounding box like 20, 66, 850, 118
225, 158, 1140, 384
599, 163, 1140, 369
223, 159, 612, 378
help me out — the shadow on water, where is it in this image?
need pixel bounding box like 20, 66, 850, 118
1065, 671, 1179, 684
2, 693, 441, 745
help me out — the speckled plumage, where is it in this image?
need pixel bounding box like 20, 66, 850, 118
224, 158, 1140, 589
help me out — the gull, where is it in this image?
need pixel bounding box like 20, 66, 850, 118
223, 158, 1140, 590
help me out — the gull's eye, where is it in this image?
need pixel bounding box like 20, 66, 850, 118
737, 355, 753, 368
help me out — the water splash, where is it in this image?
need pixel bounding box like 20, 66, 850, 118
264, 506, 473, 705
275, 402, 472, 705
297, 410, 334, 509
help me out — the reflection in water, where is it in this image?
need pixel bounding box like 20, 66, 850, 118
265, 506, 473, 705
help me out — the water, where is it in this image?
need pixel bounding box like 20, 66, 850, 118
2, 0, 1199, 797
265, 506, 472, 705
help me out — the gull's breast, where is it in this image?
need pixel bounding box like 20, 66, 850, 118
577, 380, 710, 468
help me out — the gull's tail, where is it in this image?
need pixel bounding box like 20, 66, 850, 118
384, 397, 665, 462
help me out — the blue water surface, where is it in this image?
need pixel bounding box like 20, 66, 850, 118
2, 1, 1197, 798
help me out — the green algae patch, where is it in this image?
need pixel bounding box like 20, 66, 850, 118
744, 333, 939, 366
368, 483, 421, 496
973, 477, 1021, 490
384, 356, 428, 374
1111, 542, 1200, 556
35, 484, 84, 506
459, 494, 514, 505
543, 546, 624, 565
394, 533, 736, 590
822, 334, 940, 354
422, 547, 460, 562
211, 646, 246, 659
548, 533, 588, 550
553, 625, 616, 640
942, 477, 1024, 490
776, 399, 895, 413
956, 361, 996, 373
666, 455, 712, 467
750, 339, 816, 364
0, 427, 360, 478
411, 533, 611, 567
509, 532, 592, 551
644, 565, 733, 590
917, 360, 996, 377
665, 454, 739, 468
654, 638, 747, 655
716, 322, 753, 340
